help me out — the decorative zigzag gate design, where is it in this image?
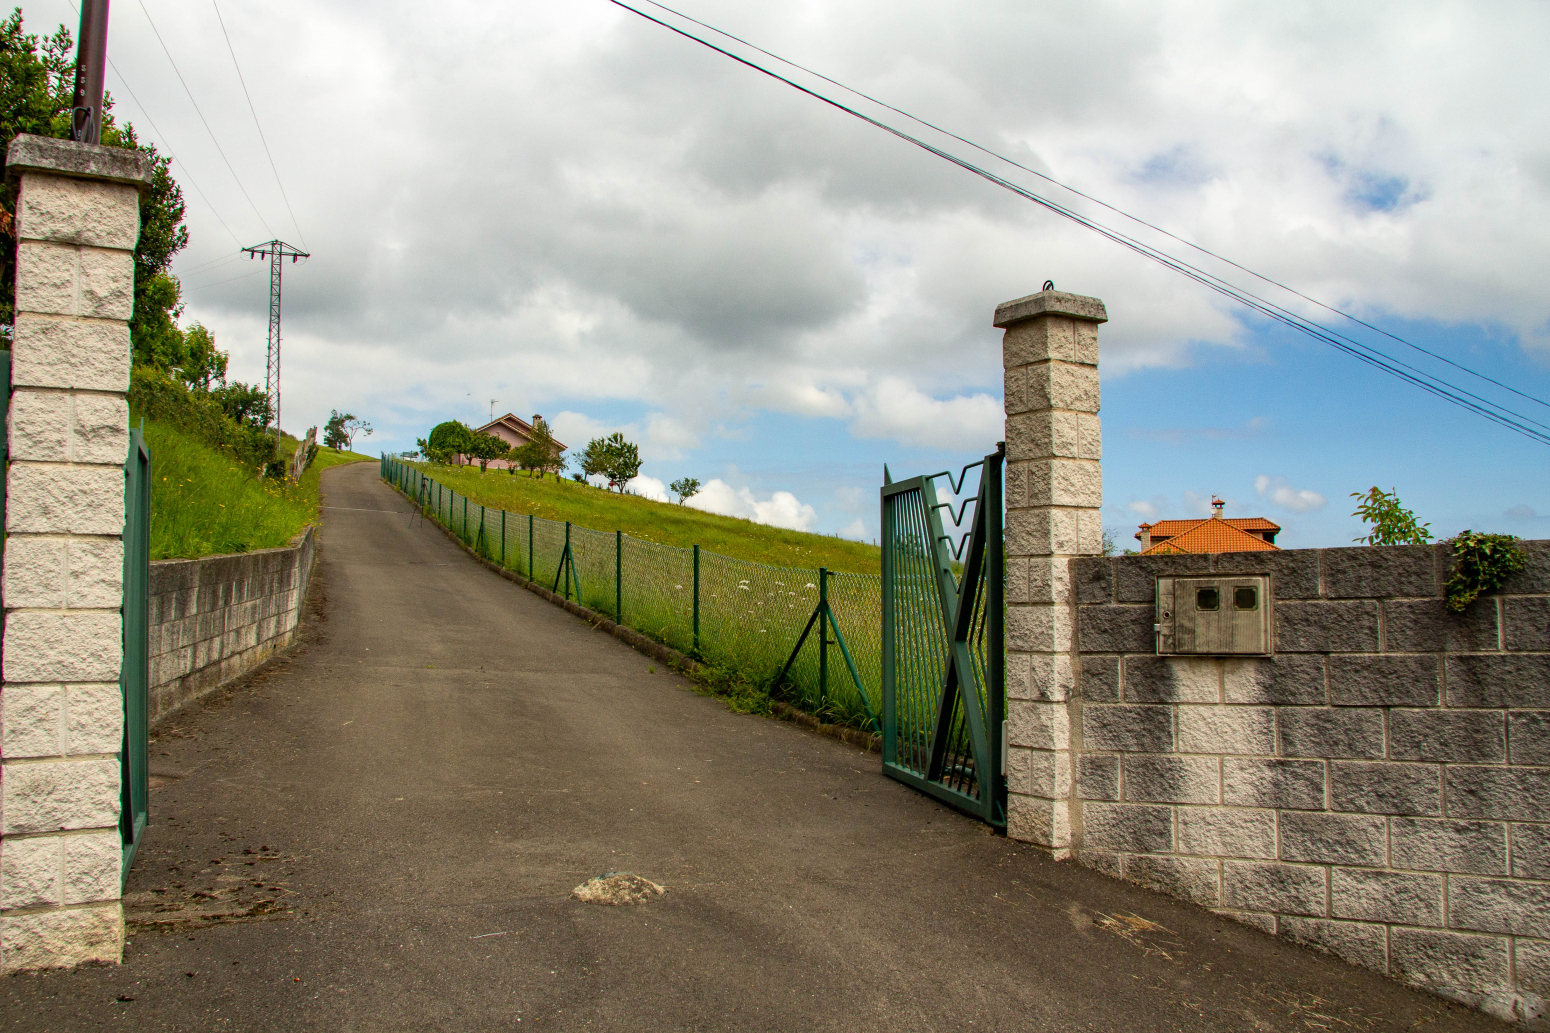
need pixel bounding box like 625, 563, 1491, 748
880, 445, 1006, 826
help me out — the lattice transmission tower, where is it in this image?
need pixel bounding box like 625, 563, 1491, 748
241, 240, 310, 448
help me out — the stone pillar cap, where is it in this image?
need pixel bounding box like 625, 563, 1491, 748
994, 289, 1107, 328
6, 134, 154, 191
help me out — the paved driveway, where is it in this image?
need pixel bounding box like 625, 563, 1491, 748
3, 462, 1501, 1031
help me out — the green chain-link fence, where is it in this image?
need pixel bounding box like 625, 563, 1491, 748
382, 456, 882, 731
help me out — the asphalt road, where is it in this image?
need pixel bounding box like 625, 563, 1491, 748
2, 461, 1503, 1031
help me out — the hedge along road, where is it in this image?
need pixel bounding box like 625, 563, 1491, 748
3, 462, 1501, 1032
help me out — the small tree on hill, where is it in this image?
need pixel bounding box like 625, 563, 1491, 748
670, 477, 701, 505
324, 410, 350, 450
421, 420, 474, 464
210, 382, 271, 428
466, 431, 506, 472
600, 433, 641, 491
514, 417, 566, 479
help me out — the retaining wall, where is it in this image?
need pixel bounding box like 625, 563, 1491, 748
146, 525, 316, 724
1047, 540, 1550, 1019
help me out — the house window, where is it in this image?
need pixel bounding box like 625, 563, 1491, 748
1196, 588, 1220, 611
1235, 586, 1258, 610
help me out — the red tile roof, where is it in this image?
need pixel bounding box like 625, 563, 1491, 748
1141, 519, 1280, 555
1137, 517, 1280, 538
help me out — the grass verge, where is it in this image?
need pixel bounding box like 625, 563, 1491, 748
141, 418, 374, 559
406, 462, 882, 575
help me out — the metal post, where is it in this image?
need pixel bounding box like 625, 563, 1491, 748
69, 0, 108, 144
480, 504, 486, 556
615, 530, 623, 624
692, 544, 700, 657
528, 513, 533, 580
819, 567, 829, 715
501, 510, 507, 567
564, 522, 572, 600
463, 496, 468, 542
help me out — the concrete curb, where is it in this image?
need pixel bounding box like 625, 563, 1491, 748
394, 479, 882, 755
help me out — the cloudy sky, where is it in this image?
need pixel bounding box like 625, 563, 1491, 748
35, 0, 1550, 546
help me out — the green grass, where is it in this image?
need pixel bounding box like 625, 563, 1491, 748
141, 420, 374, 560
407, 462, 882, 575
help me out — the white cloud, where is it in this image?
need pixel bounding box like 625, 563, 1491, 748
1126, 498, 1164, 521
840, 517, 868, 539
1255, 475, 1327, 513
100, 0, 1549, 465
686, 479, 818, 531
626, 475, 670, 503
847, 377, 1004, 450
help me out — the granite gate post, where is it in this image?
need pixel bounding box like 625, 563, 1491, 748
997, 288, 1106, 856
0, 135, 151, 971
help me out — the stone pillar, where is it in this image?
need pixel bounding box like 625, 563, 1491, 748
997, 288, 1105, 856
0, 135, 151, 971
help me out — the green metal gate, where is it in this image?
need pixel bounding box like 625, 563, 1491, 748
120, 426, 150, 883
880, 445, 1005, 826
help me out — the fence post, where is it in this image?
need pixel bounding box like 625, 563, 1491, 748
615, 530, 623, 624
463, 496, 468, 542
564, 521, 572, 600
501, 510, 507, 567
996, 287, 1106, 857
692, 544, 700, 657
819, 567, 829, 715
528, 513, 534, 580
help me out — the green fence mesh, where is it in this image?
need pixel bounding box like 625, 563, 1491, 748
381, 456, 882, 731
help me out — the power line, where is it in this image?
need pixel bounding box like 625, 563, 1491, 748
210, 0, 307, 249
183, 267, 263, 291
637, 0, 1550, 417
609, 0, 1550, 446
175, 250, 245, 277
133, 0, 275, 239
59, 0, 246, 248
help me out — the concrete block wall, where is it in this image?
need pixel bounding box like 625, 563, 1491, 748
0, 136, 151, 972
1063, 543, 1550, 1019
146, 527, 316, 723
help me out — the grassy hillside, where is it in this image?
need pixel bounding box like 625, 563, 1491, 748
142, 419, 374, 560
406, 463, 882, 575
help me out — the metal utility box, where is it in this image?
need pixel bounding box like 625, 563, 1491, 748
1156, 575, 1272, 655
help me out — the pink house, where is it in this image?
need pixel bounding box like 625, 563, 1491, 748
455, 413, 568, 470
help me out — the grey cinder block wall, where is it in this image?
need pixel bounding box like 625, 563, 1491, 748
146, 527, 316, 724
997, 286, 1550, 1022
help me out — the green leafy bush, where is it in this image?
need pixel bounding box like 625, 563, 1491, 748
1351, 487, 1433, 546
129, 366, 279, 472
1444, 531, 1526, 612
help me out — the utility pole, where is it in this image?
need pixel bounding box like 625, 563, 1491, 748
69, 0, 109, 144
241, 240, 309, 450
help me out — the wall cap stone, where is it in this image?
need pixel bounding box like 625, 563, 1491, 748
995, 289, 1108, 328
6, 135, 153, 191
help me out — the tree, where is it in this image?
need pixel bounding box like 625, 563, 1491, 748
670, 477, 702, 505
580, 433, 641, 491
176, 323, 226, 390
421, 420, 474, 464
1351, 487, 1432, 546
324, 411, 374, 451
0, 11, 190, 363
324, 411, 350, 450
579, 437, 610, 481
210, 382, 271, 428
466, 431, 506, 472
518, 417, 566, 479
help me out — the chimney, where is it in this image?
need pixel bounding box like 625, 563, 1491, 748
1139, 526, 1151, 551
1211, 495, 1225, 519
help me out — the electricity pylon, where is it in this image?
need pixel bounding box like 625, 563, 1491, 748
241, 240, 309, 449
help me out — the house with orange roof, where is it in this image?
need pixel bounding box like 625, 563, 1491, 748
1135, 497, 1280, 555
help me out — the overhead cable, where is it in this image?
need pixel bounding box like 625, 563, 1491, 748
609, 0, 1550, 446
638, 0, 1550, 417
211, 0, 308, 249
134, 0, 275, 239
